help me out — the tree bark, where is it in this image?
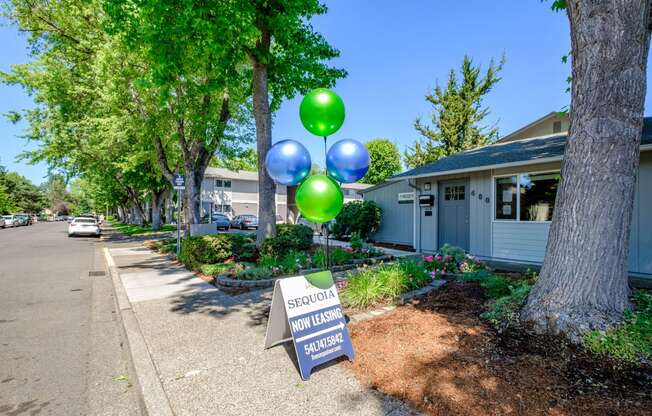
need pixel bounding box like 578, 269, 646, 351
251, 28, 277, 246
521, 0, 651, 342
151, 188, 165, 230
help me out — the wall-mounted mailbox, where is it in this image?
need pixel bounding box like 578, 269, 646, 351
419, 194, 434, 207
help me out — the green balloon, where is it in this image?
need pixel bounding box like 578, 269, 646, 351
299, 88, 345, 137
295, 175, 343, 223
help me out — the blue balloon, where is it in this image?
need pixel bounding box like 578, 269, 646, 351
326, 139, 370, 183
265, 140, 312, 186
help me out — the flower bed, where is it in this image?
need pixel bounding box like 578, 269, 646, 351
338, 245, 491, 311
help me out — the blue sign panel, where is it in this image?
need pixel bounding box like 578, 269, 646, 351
172, 174, 185, 189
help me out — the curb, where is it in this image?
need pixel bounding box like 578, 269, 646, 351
103, 247, 176, 416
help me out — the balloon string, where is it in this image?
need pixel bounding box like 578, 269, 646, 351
323, 135, 329, 270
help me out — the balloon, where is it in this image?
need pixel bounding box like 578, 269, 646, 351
299, 88, 345, 137
326, 139, 370, 183
295, 175, 343, 223
265, 140, 312, 186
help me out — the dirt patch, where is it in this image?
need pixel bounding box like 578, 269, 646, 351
344, 282, 652, 416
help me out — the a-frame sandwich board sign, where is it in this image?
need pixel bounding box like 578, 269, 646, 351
264, 270, 354, 380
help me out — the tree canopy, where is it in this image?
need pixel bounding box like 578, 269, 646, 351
404, 55, 504, 169
362, 139, 402, 184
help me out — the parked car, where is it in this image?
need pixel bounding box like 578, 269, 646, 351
68, 217, 101, 237
0, 217, 5, 228
212, 213, 231, 231
230, 214, 258, 230
2, 215, 16, 227
16, 214, 32, 226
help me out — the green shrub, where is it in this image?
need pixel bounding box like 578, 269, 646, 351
480, 276, 512, 299
438, 243, 466, 264
331, 247, 354, 265
279, 250, 309, 274
398, 258, 431, 290
350, 232, 364, 250
261, 224, 313, 257
583, 290, 652, 363
311, 248, 327, 269
340, 264, 409, 308
331, 200, 381, 240
178, 234, 254, 270
480, 282, 531, 329
199, 263, 233, 276
236, 266, 273, 281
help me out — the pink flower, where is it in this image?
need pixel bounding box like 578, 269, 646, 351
424, 255, 434, 263
430, 270, 437, 279
435, 255, 442, 261
444, 255, 451, 262
441, 269, 446, 275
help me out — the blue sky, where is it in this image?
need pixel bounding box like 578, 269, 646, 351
2, 0, 651, 185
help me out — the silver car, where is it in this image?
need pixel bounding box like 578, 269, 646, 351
2, 215, 16, 227
0, 217, 5, 228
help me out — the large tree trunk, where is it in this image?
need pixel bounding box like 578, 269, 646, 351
521, 0, 651, 342
252, 30, 277, 246
151, 189, 165, 230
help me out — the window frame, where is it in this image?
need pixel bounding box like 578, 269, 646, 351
492, 169, 560, 223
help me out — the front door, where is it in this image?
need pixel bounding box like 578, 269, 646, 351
438, 179, 470, 251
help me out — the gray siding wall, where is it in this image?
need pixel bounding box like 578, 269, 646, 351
492, 222, 551, 262
363, 180, 414, 246
630, 151, 652, 274
231, 179, 258, 202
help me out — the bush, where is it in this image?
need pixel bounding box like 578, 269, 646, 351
279, 250, 309, 274
311, 248, 327, 269
340, 263, 408, 308
480, 281, 531, 329
236, 266, 273, 281
178, 234, 254, 270
350, 232, 364, 250
398, 258, 431, 290
331, 200, 381, 240
331, 247, 354, 265
199, 263, 234, 276
583, 290, 652, 363
261, 224, 313, 258
438, 243, 466, 264
480, 276, 512, 299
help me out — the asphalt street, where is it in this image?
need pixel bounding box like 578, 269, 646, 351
0, 222, 139, 416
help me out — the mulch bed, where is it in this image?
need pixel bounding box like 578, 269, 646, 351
343, 281, 652, 416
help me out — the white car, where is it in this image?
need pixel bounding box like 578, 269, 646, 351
2, 215, 16, 227
68, 217, 101, 237
0, 217, 5, 228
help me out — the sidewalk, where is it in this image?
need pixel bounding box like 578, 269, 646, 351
104, 240, 416, 416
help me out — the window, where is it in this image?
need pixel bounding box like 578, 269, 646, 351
223, 180, 231, 188
215, 179, 223, 187
520, 173, 559, 221
495, 172, 560, 221
553, 121, 562, 133
214, 204, 232, 213
444, 185, 466, 201
495, 176, 517, 219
